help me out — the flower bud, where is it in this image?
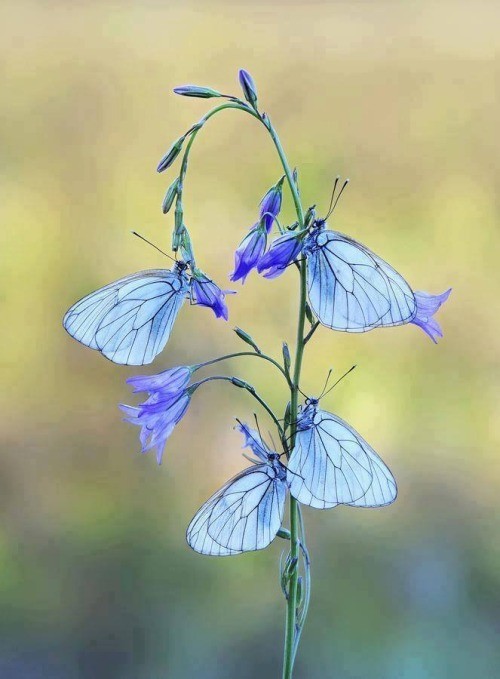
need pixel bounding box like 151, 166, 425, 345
162, 178, 180, 214
173, 85, 222, 99
282, 342, 291, 373
157, 136, 184, 173
231, 377, 248, 389
238, 69, 258, 109
260, 176, 284, 232
305, 303, 315, 326
234, 327, 261, 354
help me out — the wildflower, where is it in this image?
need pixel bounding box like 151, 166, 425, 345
257, 232, 304, 279
121, 386, 192, 464
162, 178, 180, 214
259, 177, 284, 232
190, 271, 229, 320
230, 223, 267, 283
238, 69, 258, 108
410, 289, 452, 343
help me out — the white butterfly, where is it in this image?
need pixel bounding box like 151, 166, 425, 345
63, 262, 190, 365
287, 397, 397, 509
304, 222, 416, 332
186, 423, 288, 556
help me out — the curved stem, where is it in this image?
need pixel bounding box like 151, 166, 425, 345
196, 351, 291, 387
178, 101, 259, 191
190, 375, 285, 439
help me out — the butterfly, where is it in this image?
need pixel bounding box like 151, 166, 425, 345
287, 396, 397, 510
303, 220, 416, 333
63, 261, 191, 365
186, 422, 288, 556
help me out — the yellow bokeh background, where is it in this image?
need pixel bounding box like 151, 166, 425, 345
1, 2, 499, 677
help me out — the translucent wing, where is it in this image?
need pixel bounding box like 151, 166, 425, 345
306, 230, 416, 332
63, 269, 188, 365
186, 464, 287, 556
287, 408, 397, 509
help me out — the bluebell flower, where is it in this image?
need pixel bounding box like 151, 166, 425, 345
260, 177, 284, 232
238, 69, 258, 108
190, 270, 229, 320
257, 232, 304, 279
126, 365, 194, 395
121, 385, 192, 464
230, 223, 267, 283
411, 289, 452, 343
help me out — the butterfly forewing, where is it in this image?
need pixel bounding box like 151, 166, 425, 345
306, 230, 416, 332
287, 408, 397, 509
63, 269, 188, 365
186, 464, 287, 556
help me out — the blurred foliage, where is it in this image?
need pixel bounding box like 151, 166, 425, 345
0, 1, 499, 677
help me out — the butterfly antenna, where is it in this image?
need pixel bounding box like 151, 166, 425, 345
296, 384, 308, 399
131, 231, 176, 262
325, 178, 350, 219
319, 368, 333, 399
268, 430, 278, 452
253, 413, 264, 442
325, 175, 340, 218
321, 364, 357, 399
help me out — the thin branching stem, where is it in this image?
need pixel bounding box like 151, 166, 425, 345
196, 351, 292, 387
190, 375, 285, 439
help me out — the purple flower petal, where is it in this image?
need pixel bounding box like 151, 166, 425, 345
120, 390, 191, 464
230, 225, 267, 283
411, 289, 452, 343
191, 273, 229, 320
126, 366, 192, 395
257, 233, 304, 279
259, 178, 283, 233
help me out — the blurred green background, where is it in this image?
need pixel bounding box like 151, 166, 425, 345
1, 1, 499, 677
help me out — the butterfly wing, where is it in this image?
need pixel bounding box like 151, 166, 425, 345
186, 464, 287, 556
63, 269, 188, 365
306, 230, 416, 332
287, 408, 397, 509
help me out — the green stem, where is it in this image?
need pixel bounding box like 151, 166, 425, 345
258, 117, 308, 679
282, 257, 308, 679
178, 100, 310, 677
196, 351, 291, 387
190, 375, 284, 439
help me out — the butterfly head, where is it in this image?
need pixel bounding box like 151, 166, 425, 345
297, 399, 318, 430
174, 259, 189, 273
267, 452, 287, 480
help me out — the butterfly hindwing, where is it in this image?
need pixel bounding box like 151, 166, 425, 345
63, 269, 188, 365
186, 464, 287, 556
306, 230, 416, 332
287, 407, 397, 509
